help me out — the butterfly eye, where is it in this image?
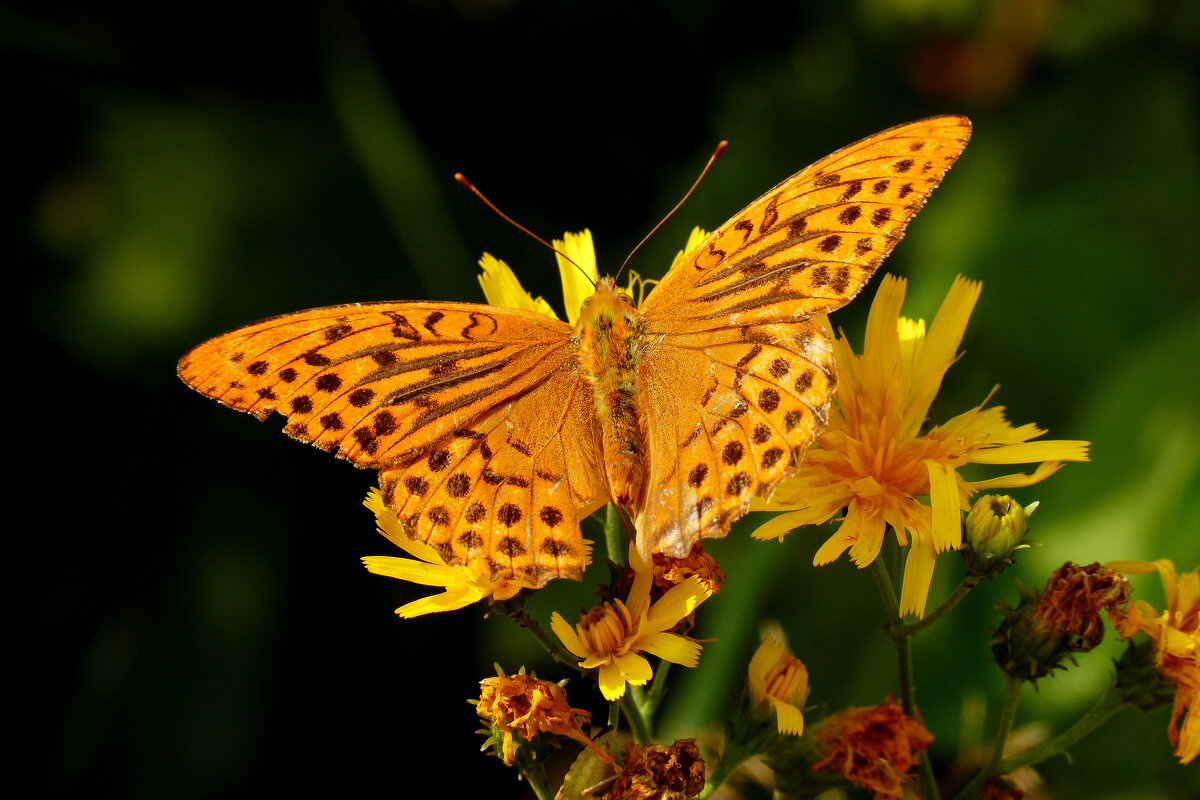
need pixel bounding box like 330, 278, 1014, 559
618, 291, 635, 307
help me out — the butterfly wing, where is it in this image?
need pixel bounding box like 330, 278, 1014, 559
635, 115, 971, 556
179, 302, 608, 584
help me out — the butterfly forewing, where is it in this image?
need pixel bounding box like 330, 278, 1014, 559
179, 302, 607, 584
633, 115, 971, 557
640, 116, 972, 325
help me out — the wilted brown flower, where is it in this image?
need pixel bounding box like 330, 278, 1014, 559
476, 670, 608, 766
811, 696, 934, 798
605, 739, 705, 800
1034, 562, 1130, 649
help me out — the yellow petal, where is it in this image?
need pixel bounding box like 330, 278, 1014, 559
969, 440, 1091, 464
670, 227, 711, 268
361, 555, 463, 587
555, 230, 598, 325
900, 542, 937, 618
768, 697, 805, 736
926, 460, 963, 553
477, 252, 559, 319
639, 631, 703, 668
748, 636, 789, 700
395, 585, 482, 618
968, 461, 1064, 491
551, 611, 591, 660
645, 576, 711, 632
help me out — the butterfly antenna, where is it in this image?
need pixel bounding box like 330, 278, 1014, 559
454, 173, 597, 288
615, 140, 727, 281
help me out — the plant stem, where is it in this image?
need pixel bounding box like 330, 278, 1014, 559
897, 577, 979, 636
950, 685, 1127, 799
507, 604, 579, 667
697, 740, 750, 799
524, 759, 554, 800
604, 503, 625, 564
622, 692, 652, 743
869, 559, 941, 800
989, 678, 1023, 773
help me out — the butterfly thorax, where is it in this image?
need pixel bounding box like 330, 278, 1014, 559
575, 277, 647, 512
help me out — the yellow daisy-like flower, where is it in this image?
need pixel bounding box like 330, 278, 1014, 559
360, 489, 542, 617
551, 544, 712, 701
1108, 558, 1200, 764
747, 636, 809, 735
752, 275, 1090, 617
477, 227, 695, 321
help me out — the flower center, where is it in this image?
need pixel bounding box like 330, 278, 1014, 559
578, 598, 636, 656
764, 655, 805, 701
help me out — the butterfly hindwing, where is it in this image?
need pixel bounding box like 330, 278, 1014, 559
636, 318, 836, 556
378, 364, 608, 584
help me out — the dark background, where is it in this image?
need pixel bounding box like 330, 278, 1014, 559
19, 1, 1198, 797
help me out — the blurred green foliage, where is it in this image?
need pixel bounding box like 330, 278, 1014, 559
20, 0, 1197, 797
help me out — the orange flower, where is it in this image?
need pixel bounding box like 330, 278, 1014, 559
476, 669, 609, 766
812, 696, 933, 798
1108, 559, 1200, 764
752, 276, 1089, 617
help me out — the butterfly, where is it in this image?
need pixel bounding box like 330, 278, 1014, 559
179, 115, 971, 588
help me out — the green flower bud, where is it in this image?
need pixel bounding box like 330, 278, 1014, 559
966, 495, 1032, 559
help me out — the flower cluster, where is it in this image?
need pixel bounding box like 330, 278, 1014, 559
344, 231, 1184, 798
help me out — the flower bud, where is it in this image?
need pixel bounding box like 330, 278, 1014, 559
963, 496, 1036, 577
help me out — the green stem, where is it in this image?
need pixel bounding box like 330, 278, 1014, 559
950, 686, 1127, 799
506, 604, 579, 668
604, 503, 625, 564
621, 692, 652, 743
869, 559, 941, 800
523, 760, 554, 800
697, 740, 751, 799
896, 576, 979, 636
989, 678, 1023, 773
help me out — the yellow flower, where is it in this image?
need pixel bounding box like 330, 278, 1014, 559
476, 227, 691, 321
752, 275, 1090, 617
360, 489, 541, 617
747, 636, 809, 735
1108, 558, 1200, 764
551, 544, 712, 701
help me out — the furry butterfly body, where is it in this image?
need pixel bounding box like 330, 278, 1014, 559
179, 115, 971, 587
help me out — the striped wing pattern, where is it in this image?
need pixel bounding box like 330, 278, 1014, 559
178, 302, 606, 584
634, 115, 971, 557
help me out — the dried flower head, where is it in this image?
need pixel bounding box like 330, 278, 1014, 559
811, 696, 933, 798
475, 668, 608, 766
605, 739, 705, 800
1034, 562, 1130, 650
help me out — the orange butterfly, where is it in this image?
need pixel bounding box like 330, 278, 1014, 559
179, 116, 971, 588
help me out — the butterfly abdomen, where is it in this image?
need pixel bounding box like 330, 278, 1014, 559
576, 278, 647, 511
